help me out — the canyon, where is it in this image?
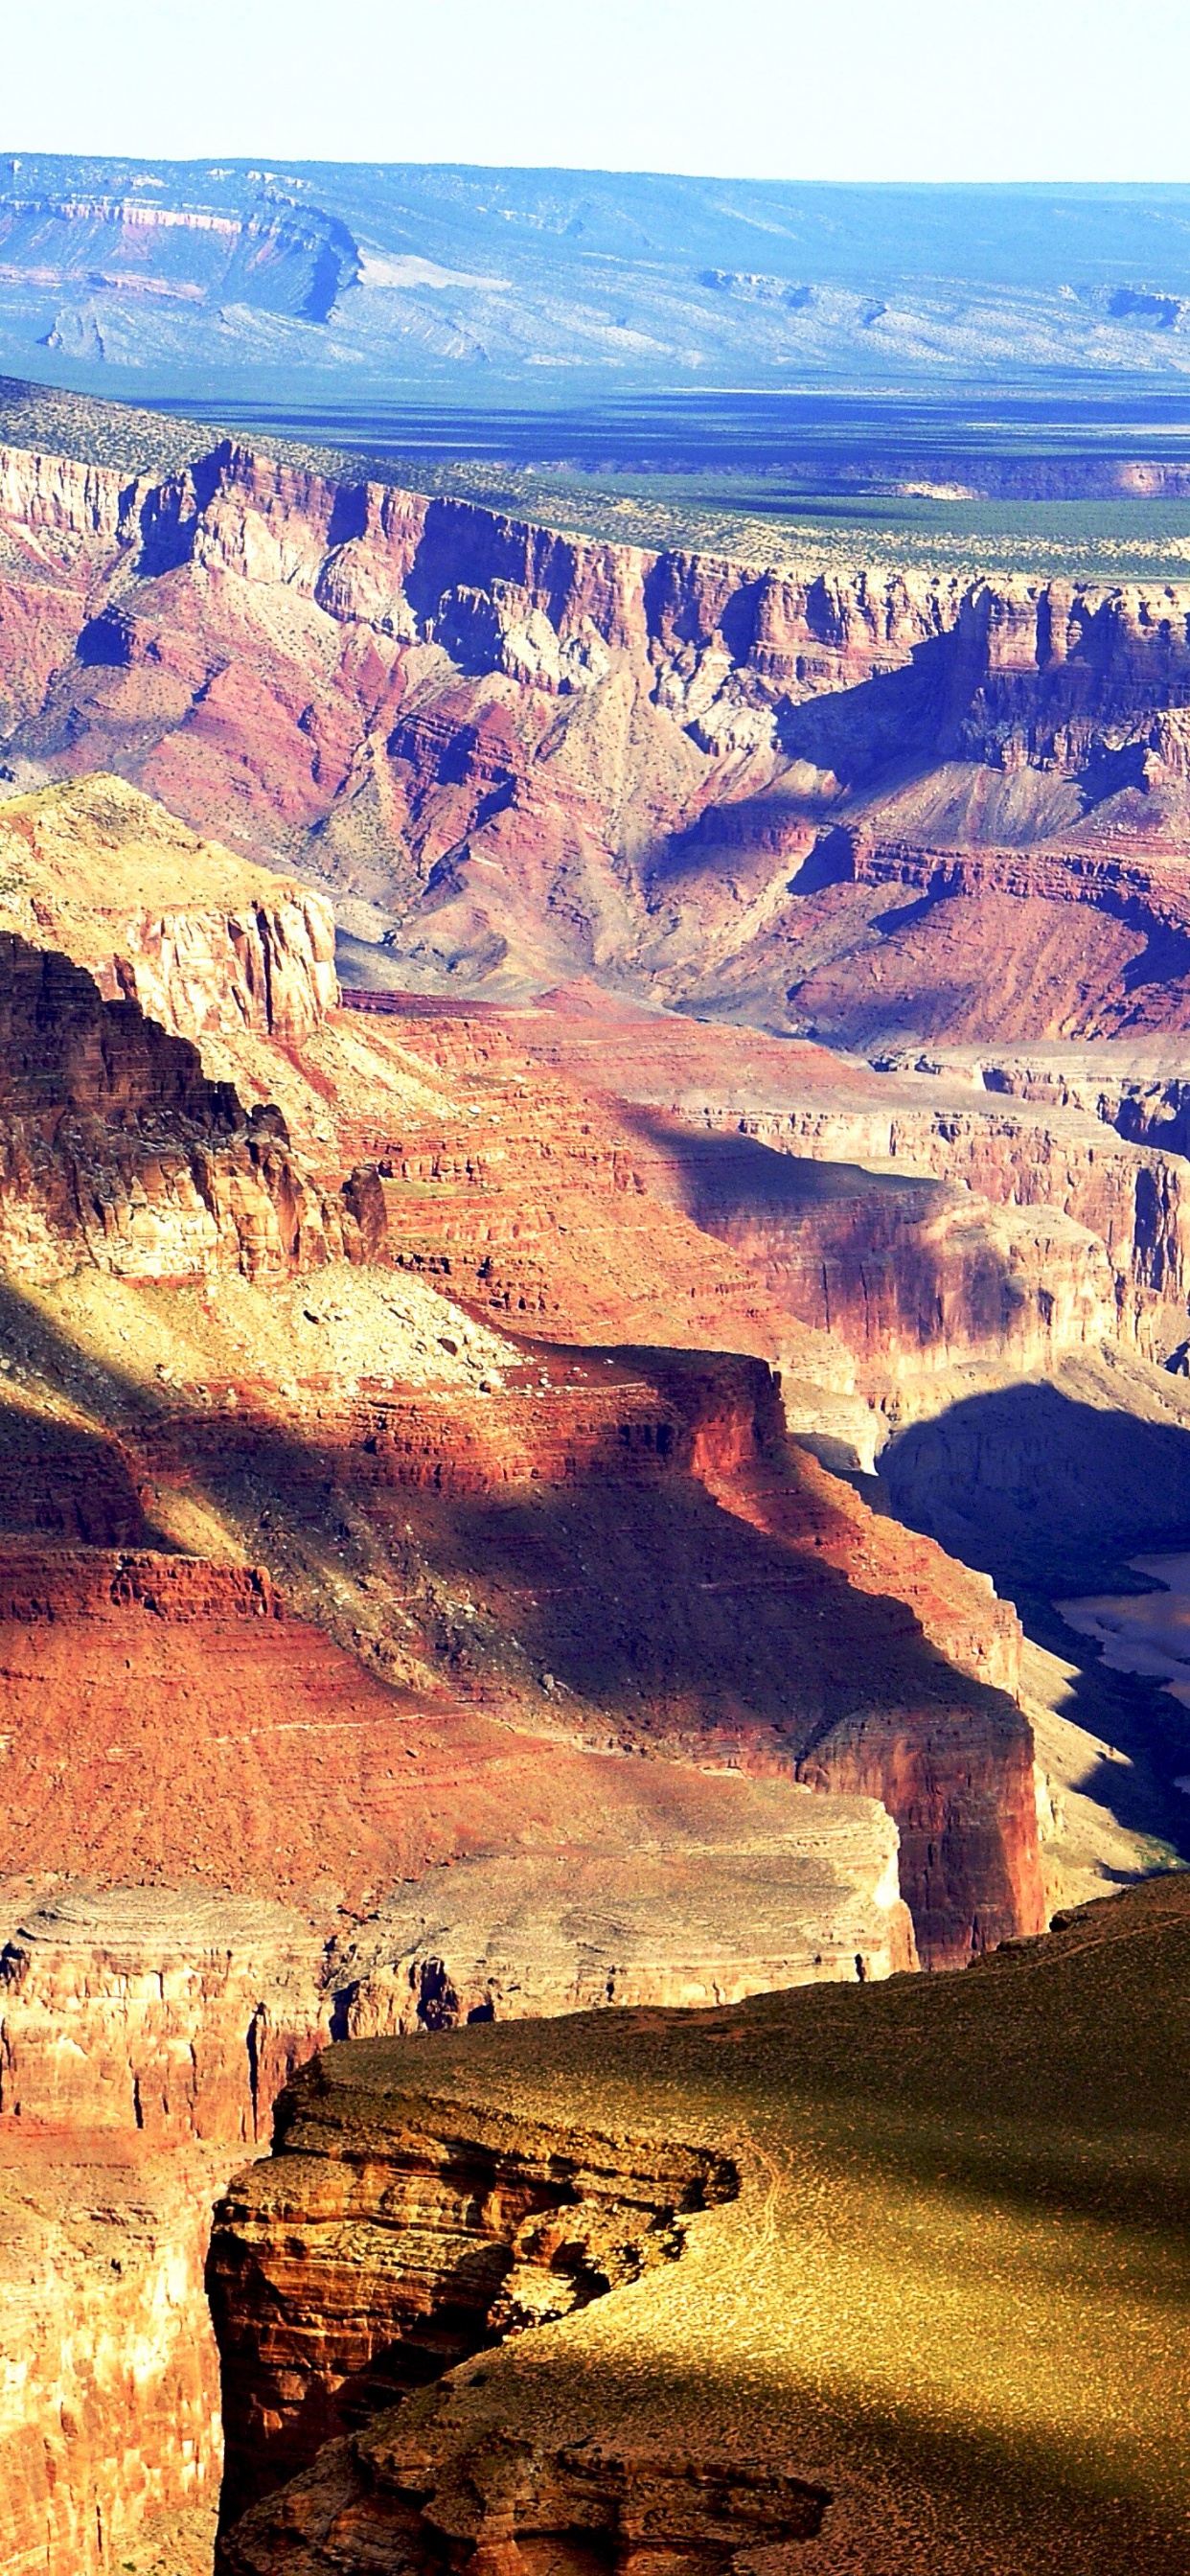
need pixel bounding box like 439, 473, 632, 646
7, 377, 1190, 1058
0, 378, 1189, 2576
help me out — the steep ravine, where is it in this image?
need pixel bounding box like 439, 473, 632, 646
0, 770, 1182, 2576
12, 405, 1190, 1037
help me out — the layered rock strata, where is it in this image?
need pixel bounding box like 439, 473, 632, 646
0, 930, 336, 1285
499, 990, 1190, 1379
212, 1877, 1190, 2576
0, 1336, 1033, 1966
0, 2128, 229, 2576
8, 416, 1190, 1036
0, 774, 337, 1042
209, 2077, 739, 2526
0, 1886, 329, 2142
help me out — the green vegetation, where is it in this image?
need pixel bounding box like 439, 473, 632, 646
9, 371, 1190, 585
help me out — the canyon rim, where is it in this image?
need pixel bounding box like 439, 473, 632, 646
0, 153, 1189, 2576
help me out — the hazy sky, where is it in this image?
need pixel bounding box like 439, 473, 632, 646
1, 0, 1188, 183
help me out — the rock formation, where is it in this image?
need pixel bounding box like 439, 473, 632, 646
0, 1887, 331, 2143
211, 1873, 1190, 2576
0, 774, 336, 1042
210, 2084, 739, 2527
9, 408, 1190, 1043
1, 390, 1188, 2576
1, 2127, 229, 2576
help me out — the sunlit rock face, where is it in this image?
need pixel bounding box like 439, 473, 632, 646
11, 406, 1190, 1040
0, 2128, 228, 2576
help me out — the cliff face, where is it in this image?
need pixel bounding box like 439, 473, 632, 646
0, 1886, 329, 2143
0, 849, 1046, 1997
8, 429, 1190, 1034
0, 775, 338, 1043
0, 1351, 1032, 1969
0, 2128, 229, 2576
499, 990, 1190, 1380
0, 930, 339, 1285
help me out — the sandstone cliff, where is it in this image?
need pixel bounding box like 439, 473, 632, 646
210, 2079, 739, 2527
505, 990, 1190, 1383
1, 2128, 229, 2576
211, 1877, 1190, 2576
0, 823, 1044, 1977
0, 773, 337, 1043
0, 1886, 330, 2143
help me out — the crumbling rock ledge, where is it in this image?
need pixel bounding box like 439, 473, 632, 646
217, 2418, 829, 2576
209, 2053, 740, 2531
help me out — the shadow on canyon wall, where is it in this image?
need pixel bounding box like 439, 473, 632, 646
619, 1104, 1059, 1368
0, 1281, 1041, 1960
881, 1379, 1190, 1597
880, 1377, 1190, 1854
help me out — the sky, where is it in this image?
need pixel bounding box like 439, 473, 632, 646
1, 0, 1188, 184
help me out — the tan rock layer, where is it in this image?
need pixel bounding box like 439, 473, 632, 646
0, 2129, 232, 2576
209, 2064, 739, 2530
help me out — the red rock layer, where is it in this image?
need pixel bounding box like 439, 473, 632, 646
8, 430, 1190, 1033
0, 897, 1043, 1969
462, 986, 1190, 1367
0, 1336, 1039, 1967
0, 1881, 329, 2144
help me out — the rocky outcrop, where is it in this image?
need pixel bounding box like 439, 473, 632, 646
218, 2414, 827, 2576
0, 775, 338, 1044
0, 926, 343, 1284
209, 2059, 739, 2526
